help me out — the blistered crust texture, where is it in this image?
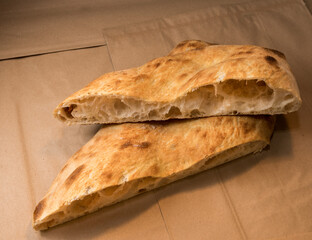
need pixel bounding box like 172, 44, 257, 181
54, 40, 301, 124
33, 115, 275, 230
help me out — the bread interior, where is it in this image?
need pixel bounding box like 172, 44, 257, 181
59, 79, 295, 124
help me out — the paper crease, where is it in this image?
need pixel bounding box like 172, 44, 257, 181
15, 102, 36, 209
153, 191, 174, 240
215, 169, 247, 240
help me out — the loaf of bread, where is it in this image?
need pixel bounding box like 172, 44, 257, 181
33, 115, 275, 230
54, 40, 301, 125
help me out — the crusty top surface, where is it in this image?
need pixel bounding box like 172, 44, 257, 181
55, 40, 300, 108
33, 115, 275, 227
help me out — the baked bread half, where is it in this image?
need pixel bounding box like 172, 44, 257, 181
33, 115, 275, 230
54, 40, 301, 125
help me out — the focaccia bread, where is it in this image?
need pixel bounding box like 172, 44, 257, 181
54, 40, 301, 125
33, 115, 275, 230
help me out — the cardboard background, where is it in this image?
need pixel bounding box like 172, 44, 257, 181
1, 0, 312, 239
0, 0, 262, 60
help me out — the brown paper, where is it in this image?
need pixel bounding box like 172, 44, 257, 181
1, 0, 312, 239
0, 0, 256, 60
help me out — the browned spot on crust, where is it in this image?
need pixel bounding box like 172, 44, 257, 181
120, 141, 132, 149
188, 42, 199, 48
179, 73, 188, 78
65, 164, 85, 187
136, 141, 151, 148
134, 74, 149, 81
216, 133, 226, 142
194, 46, 205, 51
186, 41, 208, 50
154, 62, 161, 68
202, 132, 207, 138
207, 42, 218, 45
265, 56, 278, 67
176, 41, 188, 48
264, 48, 286, 59
209, 146, 216, 153
195, 127, 201, 133
242, 122, 256, 135
102, 172, 112, 181
106, 172, 112, 179
166, 59, 173, 64
150, 164, 160, 175
231, 50, 253, 57
34, 198, 46, 220
181, 59, 192, 64
192, 70, 204, 80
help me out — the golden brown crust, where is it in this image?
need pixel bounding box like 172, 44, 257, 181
33, 115, 275, 230
54, 40, 301, 124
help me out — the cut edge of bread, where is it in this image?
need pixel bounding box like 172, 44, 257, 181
56, 79, 300, 125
